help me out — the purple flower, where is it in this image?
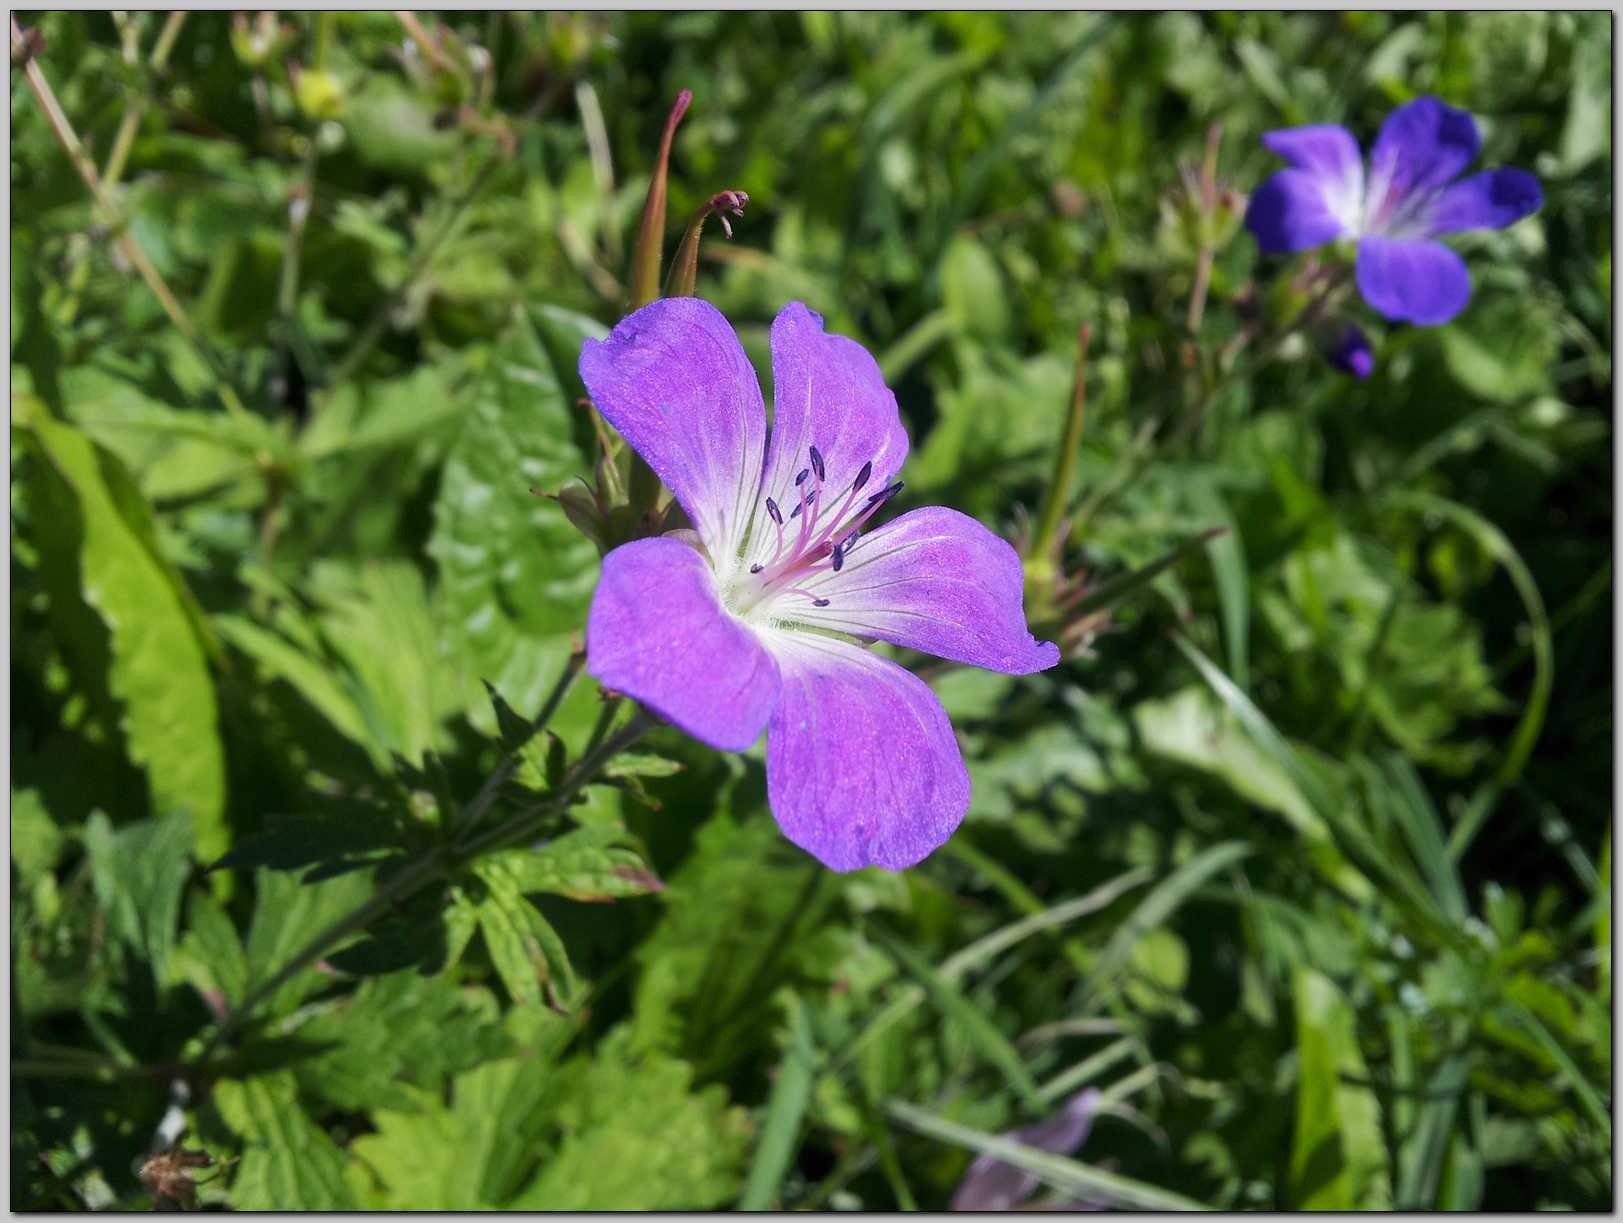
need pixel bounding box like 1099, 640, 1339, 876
1246, 96, 1542, 326
1328, 322, 1374, 379
950, 1089, 1102, 1212
580, 299, 1059, 871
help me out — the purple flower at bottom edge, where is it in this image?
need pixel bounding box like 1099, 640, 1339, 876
1245, 95, 1542, 326
1328, 322, 1375, 379
580, 297, 1059, 872
951, 1089, 1103, 1212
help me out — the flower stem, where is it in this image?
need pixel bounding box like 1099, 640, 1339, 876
1026, 321, 1093, 570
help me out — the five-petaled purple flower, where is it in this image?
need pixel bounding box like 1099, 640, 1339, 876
580, 299, 1059, 871
1246, 95, 1542, 326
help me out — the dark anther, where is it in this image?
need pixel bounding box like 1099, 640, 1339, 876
765, 497, 783, 525
832, 544, 845, 572
809, 446, 826, 482
852, 460, 872, 492
813, 598, 831, 607
749, 563, 763, 574
866, 480, 904, 506
795, 468, 810, 486
789, 489, 818, 518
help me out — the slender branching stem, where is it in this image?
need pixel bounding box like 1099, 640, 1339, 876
102, 11, 186, 189
11, 15, 249, 423
197, 698, 652, 1064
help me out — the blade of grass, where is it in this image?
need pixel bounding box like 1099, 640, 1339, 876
738, 998, 817, 1211
885, 1099, 1210, 1212
1509, 1005, 1610, 1137
1079, 840, 1251, 1009
1038, 1036, 1140, 1105
872, 929, 1046, 1114
938, 866, 1152, 981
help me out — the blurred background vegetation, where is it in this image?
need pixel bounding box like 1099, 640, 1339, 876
10, 10, 1611, 1211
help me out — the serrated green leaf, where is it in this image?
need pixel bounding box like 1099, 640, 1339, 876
173, 892, 250, 1008
487, 826, 664, 902
474, 857, 580, 1009
215, 1072, 355, 1210
84, 808, 193, 990
243, 868, 372, 1017
429, 309, 602, 737
602, 752, 685, 779
510, 1027, 752, 1210
211, 817, 399, 874
293, 972, 511, 1115
21, 406, 228, 857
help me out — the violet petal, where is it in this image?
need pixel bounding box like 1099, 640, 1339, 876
764, 637, 968, 872
1355, 235, 1471, 326
756, 303, 910, 552
1260, 124, 1364, 230
790, 506, 1061, 675
1245, 168, 1352, 254
588, 536, 780, 751
951, 1089, 1102, 1212
579, 297, 767, 558
1366, 95, 1480, 215
1423, 167, 1543, 235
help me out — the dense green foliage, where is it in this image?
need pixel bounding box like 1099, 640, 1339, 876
11, 11, 1611, 1211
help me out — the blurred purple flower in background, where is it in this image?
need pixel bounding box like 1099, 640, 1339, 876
951, 1089, 1103, 1212
1246, 95, 1542, 325
1327, 322, 1375, 379
581, 298, 1059, 872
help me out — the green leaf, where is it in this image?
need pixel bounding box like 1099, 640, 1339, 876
885, 1098, 1210, 1211
428, 308, 603, 737
213, 614, 372, 754
293, 972, 512, 1115
173, 892, 250, 1009
1381, 490, 1553, 800
214, 1072, 356, 1210
1289, 967, 1391, 1209
486, 826, 665, 902
941, 235, 1011, 338
211, 817, 400, 875
243, 868, 373, 1018
11, 787, 65, 884
509, 1027, 752, 1210
83, 808, 193, 990
20, 406, 229, 857
474, 857, 581, 1009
